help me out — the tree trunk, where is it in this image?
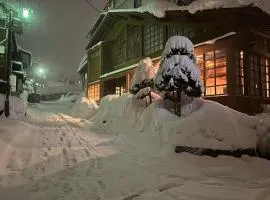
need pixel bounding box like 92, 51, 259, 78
172, 91, 177, 116
176, 89, 182, 117
148, 89, 152, 104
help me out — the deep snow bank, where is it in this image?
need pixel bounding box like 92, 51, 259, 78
59, 92, 78, 103
92, 94, 258, 151
70, 95, 98, 119
0, 94, 26, 118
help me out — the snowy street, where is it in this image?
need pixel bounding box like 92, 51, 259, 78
0, 100, 270, 200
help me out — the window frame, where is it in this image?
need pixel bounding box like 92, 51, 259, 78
197, 49, 227, 96
88, 83, 100, 101
143, 24, 164, 56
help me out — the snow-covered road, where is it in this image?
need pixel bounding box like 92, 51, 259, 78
0, 101, 270, 200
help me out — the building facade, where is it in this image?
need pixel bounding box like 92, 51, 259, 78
0, 10, 32, 96
84, 5, 270, 113
77, 55, 88, 90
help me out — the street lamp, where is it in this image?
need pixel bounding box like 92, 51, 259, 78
37, 68, 44, 75
22, 8, 30, 19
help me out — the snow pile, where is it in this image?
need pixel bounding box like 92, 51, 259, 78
92, 94, 259, 151
70, 94, 98, 119
19, 90, 28, 107
0, 94, 26, 118
59, 92, 78, 103
255, 107, 270, 157
262, 104, 270, 113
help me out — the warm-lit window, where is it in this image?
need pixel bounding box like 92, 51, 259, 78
127, 25, 140, 61
236, 50, 245, 95
261, 58, 270, 98
115, 86, 125, 96
114, 29, 126, 66
267, 59, 270, 97
88, 83, 100, 101
197, 49, 227, 96
144, 24, 164, 55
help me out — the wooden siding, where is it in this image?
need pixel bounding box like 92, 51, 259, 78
88, 46, 101, 83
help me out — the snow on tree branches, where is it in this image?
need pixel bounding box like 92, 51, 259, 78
155, 36, 204, 116
130, 57, 157, 104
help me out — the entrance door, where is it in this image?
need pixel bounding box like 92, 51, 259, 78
104, 76, 126, 96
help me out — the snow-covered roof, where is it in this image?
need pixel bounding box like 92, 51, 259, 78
12, 70, 26, 76
100, 63, 138, 78
11, 61, 23, 66
100, 57, 161, 79
77, 55, 88, 73
87, 41, 103, 51
194, 32, 237, 47
104, 0, 267, 18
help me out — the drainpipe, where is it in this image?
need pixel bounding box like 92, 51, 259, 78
5, 11, 12, 117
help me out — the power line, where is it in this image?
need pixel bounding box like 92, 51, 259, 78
84, 0, 100, 13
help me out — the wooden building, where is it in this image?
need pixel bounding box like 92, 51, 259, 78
77, 55, 88, 90
84, 4, 270, 113
0, 12, 32, 96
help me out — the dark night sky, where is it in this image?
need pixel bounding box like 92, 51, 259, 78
17, 0, 107, 80
15, 0, 270, 80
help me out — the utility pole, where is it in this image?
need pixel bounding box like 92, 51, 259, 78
4, 11, 12, 117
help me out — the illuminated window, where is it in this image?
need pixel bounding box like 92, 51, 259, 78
144, 24, 164, 55
115, 86, 125, 96
267, 59, 270, 97
261, 58, 270, 98
196, 49, 227, 96
88, 83, 100, 101
236, 50, 245, 95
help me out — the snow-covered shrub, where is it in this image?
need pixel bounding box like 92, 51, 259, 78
130, 57, 157, 105
155, 36, 204, 116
